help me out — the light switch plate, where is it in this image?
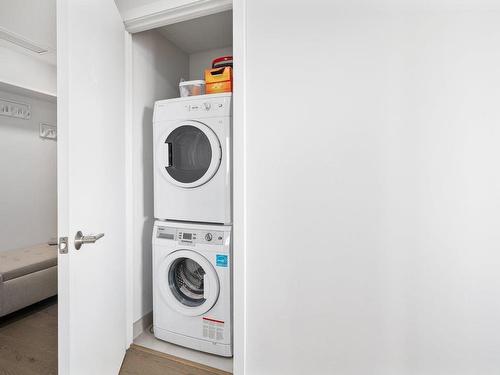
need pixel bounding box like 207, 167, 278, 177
40, 123, 57, 140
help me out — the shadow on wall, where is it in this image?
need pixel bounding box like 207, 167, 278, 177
132, 28, 189, 317
141, 106, 154, 312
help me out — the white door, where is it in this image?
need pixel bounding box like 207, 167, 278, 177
57, 0, 127, 374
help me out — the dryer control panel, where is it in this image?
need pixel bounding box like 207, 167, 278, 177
153, 93, 232, 122
157, 226, 224, 245
184, 101, 226, 113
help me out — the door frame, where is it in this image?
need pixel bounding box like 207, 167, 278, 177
231, 1, 246, 374
122, 0, 233, 33
123, 0, 247, 373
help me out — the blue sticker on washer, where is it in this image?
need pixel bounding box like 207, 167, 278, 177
216, 254, 228, 267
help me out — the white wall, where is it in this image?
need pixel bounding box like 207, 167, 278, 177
189, 46, 232, 81
115, 0, 199, 20
0, 44, 57, 97
241, 1, 500, 374
0, 0, 56, 52
0, 0, 57, 94
0, 88, 57, 251
131, 30, 189, 323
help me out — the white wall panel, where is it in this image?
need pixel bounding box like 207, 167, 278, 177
242, 1, 500, 374
0, 45, 56, 97
0, 0, 56, 51
0, 89, 57, 251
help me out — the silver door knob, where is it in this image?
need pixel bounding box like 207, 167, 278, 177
74, 231, 105, 250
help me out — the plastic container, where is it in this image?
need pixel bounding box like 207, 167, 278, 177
205, 67, 233, 94
179, 80, 205, 97
212, 55, 233, 69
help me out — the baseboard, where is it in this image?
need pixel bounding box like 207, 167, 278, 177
133, 311, 153, 339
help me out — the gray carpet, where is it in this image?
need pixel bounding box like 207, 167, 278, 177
0, 297, 58, 375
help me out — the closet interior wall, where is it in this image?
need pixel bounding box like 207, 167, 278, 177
189, 46, 233, 80
130, 29, 189, 325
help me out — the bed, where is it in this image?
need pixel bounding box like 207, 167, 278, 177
0, 243, 57, 317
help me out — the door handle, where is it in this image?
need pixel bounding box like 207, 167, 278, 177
74, 231, 105, 250
203, 274, 208, 299
164, 141, 172, 168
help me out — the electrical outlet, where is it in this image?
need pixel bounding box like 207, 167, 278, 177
40, 123, 57, 140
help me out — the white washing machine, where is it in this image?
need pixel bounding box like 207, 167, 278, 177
153, 93, 232, 224
152, 221, 232, 357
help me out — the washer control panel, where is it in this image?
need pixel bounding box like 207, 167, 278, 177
156, 226, 224, 245
177, 229, 224, 245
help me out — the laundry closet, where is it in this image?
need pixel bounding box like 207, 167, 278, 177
127, 8, 234, 373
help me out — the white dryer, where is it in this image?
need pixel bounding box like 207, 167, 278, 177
152, 221, 232, 357
153, 93, 232, 224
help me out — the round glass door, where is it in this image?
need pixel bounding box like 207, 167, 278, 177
158, 120, 221, 188
157, 249, 220, 316
169, 257, 206, 307
166, 125, 212, 184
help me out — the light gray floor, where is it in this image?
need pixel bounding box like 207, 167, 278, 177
134, 326, 233, 373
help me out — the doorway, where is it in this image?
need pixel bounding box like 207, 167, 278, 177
0, 83, 58, 373
126, 9, 234, 374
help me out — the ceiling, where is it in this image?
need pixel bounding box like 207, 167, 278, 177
157, 10, 232, 54
0, 0, 56, 65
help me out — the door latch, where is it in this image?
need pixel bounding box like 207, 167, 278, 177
59, 237, 69, 254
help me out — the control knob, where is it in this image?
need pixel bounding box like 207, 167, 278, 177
205, 233, 213, 241
203, 102, 211, 111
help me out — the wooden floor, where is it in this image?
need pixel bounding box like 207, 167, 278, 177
0, 298, 230, 375
120, 345, 231, 375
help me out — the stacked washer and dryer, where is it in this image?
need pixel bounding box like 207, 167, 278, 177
152, 93, 233, 357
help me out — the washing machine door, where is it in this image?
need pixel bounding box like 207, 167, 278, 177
157, 249, 220, 316
157, 120, 222, 188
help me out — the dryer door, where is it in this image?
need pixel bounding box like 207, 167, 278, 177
157, 120, 222, 188
157, 249, 220, 316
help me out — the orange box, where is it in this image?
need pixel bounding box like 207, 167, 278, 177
205, 67, 233, 94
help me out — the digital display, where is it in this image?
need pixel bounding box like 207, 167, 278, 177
182, 233, 192, 240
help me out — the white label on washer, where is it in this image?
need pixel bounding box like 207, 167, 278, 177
203, 317, 224, 341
